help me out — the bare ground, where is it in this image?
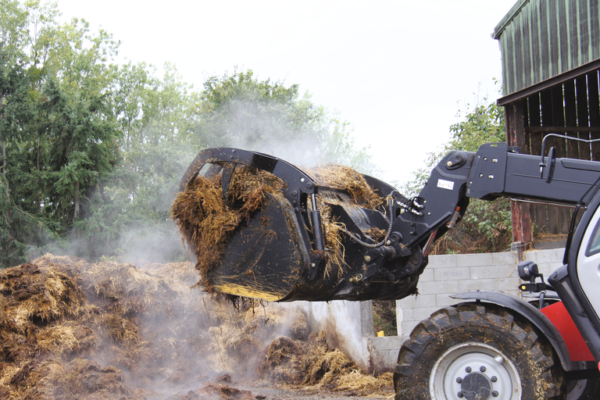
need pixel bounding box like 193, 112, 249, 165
243, 386, 394, 400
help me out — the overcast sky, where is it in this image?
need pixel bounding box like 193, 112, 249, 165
57, 0, 518, 185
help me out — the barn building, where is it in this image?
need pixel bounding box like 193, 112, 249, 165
494, 0, 600, 252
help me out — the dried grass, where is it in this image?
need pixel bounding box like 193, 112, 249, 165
0, 255, 392, 398
309, 164, 383, 209
0, 263, 89, 332
257, 330, 393, 395
171, 167, 286, 291
303, 345, 355, 387
334, 370, 393, 391
0, 255, 201, 399
35, 324, 95, 358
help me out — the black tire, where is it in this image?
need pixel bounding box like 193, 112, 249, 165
393, 303, 566, 399
567, 362, 600, 400
568, 379, 600, 400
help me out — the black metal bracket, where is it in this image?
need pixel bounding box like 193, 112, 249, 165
564, 368, 600, 381
466, 143, 508, 199
518, 282, 554, 292
221, 163, 236, 206
539, 146, 556, 182
539, 133, 600, 178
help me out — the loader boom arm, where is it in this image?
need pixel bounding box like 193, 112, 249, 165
401, 142, 600, 254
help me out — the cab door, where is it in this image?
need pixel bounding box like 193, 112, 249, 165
576, 205, 600, 318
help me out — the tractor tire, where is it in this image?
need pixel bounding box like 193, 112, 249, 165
393, 303, 566, 400
567, 362, 600, 400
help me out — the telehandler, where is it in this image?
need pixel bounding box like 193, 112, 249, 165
178, 135, 600, 399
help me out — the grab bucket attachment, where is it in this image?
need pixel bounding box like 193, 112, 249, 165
177, 148, 425, 301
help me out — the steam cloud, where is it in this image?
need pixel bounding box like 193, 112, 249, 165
2, 86, 387, 399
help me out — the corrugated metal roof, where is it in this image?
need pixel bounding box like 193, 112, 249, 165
494, 0, 600, 96
493, 0, 531, 39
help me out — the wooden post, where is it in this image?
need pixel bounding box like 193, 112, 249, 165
506, 100, 533, 252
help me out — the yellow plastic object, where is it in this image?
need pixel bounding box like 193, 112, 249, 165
377, 331, 385, 337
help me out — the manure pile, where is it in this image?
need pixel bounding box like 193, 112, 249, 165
171, 163, 384, 289
0, 255, 392, 399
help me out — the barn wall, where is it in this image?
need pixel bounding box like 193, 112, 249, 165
495, 0, 600, 96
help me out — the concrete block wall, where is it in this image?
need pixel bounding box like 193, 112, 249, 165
366, 336, 403, 373
396, 248, 565, 342
522, 247, 565, 279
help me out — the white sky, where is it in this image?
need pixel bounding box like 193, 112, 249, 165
57, 0, 517, 185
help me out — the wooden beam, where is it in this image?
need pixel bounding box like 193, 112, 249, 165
564, 79, 579, 158
511, 201, 533, 244
525, 126, 600, 133
577, 75, 591, 160
506, 101, 533, 244
497, 60, 600, 106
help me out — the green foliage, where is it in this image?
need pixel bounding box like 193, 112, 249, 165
0, 0, 28, 60
42, 79, 119, 208
372, 300, 397, 337
406, 100, 505, 196
0, 2, 374, 268
404, 97, 513, 254
0, 43, 38, 267
449, 100, 506, 151
192, 69, 376, 174
197, 69, 301, 148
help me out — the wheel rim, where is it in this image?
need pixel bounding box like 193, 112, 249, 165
567, 361, 589, 399
429, 342, 522, 400
566, 379, 587, 399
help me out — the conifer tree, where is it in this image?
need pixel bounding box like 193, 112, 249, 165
0, 45, 35, 267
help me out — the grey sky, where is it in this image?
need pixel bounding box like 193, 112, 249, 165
58, 0, 517, 185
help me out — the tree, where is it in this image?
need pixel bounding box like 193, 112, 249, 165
0, 1, 376, 267
192, 69, 375, 173
82, 68, 376, 263
96, 63, 196, 262
0, 45, 36, 267
42, 79, 119, 222
0, 0, 28, 60
0, 1, 124, 266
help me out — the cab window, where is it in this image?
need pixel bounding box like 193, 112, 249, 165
586, 218, 600, 256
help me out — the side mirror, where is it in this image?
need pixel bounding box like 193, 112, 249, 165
518, 260, 539, 283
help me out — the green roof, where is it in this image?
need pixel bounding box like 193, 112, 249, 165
494, 0, 600, 96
